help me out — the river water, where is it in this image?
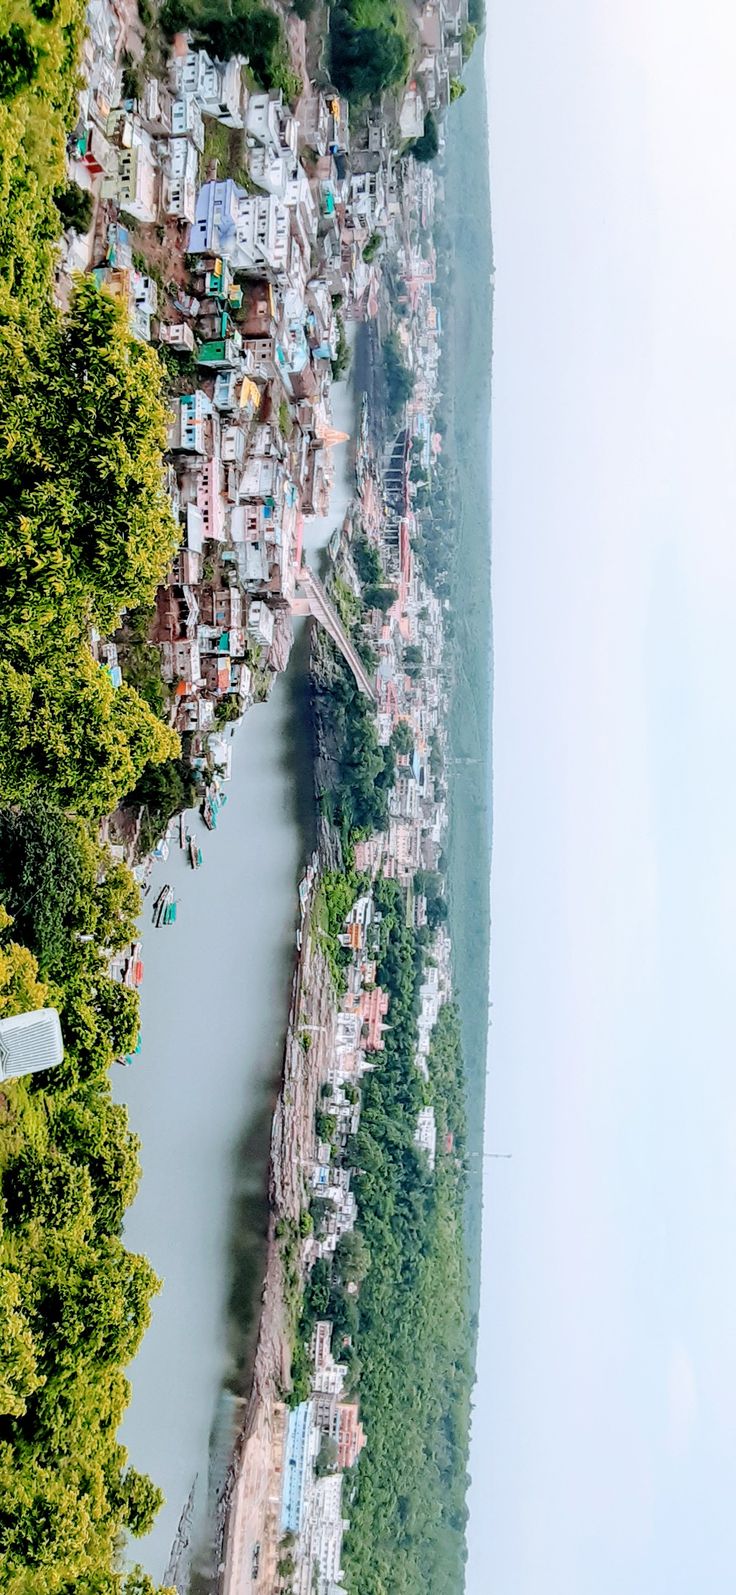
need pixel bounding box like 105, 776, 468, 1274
114, 354, 357, 1583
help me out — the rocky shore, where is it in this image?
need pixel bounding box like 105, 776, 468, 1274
214, 912, 336, 1591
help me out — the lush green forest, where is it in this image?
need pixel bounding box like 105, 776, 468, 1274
308, 568, 474, 1590
290, 838, 474, 1591
312, 631, 395, 841
0, 809, 171, 1595
342, 902, 472, 1595
0, 22, 181, 1594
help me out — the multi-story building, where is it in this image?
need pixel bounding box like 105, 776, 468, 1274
247, 599, 275, 648
162, 136, 198, 222
236, 192, 291, 277
169, 391, 212, 455
175, 49, 244, 126
280, 1401, 318, 1536
335, 1402, 366, 1471
170, 89, 205, 150
414, 1104, 437, 1170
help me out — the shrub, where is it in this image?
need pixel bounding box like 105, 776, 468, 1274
53, 182, 93, 233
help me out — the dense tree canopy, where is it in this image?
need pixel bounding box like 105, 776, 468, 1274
0, 280, 177, 653
330, 7, 409, 102
411, 110, 439, 163
383, 332, 415, 417
0, 810, 172, 1593
0, 656, 177, 818
0, 22, 176, 1595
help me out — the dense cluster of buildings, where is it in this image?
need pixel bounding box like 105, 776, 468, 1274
62, 0, 400, 749
275, 141, 459, 1588
398, 0, 473, 135
279, 1328, 366, 1595
60, 0, 464, 763
62, 0, 467, 1584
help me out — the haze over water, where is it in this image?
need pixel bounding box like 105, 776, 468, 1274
469, 4, 736, 1590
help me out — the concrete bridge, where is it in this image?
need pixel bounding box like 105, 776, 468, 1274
292, 564, 376, 701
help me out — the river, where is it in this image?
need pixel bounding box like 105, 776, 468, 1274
114, 351, 357, 1584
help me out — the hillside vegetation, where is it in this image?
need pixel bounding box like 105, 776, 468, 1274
306, 559, 475, 1592
329, 0, 410, 101
0, 17, 182, 1594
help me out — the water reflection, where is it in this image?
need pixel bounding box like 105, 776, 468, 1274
114, 354, 358, 1582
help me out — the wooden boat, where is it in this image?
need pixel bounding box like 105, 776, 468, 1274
152, 884, 171, 926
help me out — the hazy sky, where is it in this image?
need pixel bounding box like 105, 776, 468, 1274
467, 2, 736, 1590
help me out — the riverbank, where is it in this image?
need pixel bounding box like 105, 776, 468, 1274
213, 136, 493, 1576
112, 346, 360, 1586
217, 870, 337, 1595
0, 0, 490, 1588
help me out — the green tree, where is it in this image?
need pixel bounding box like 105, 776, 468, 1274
316, 1111, 337, 1144
0, 805, 98, 975
412, 112, 439, 164
329, 9, 409, 101
4, 1145, 94, 1237
315, 1434, 339, 1477
53, 182, 93, 233
363, 583, 397, 613
0, 25, 41, 100
0, 657, 178, 818
353, 536, 383, 587
115, 1468, 165, 1538
0, 907, 47, 1015
0, 279, 178, 649
334, 1229, 371, 1285
390, 720, 414, 757
383, 332, 414, 413
0, 1267, 41, 1418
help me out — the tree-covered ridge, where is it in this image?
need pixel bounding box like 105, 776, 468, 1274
0, 280, 179, 818
0, 20, 181, 1593
0, 807, 172, 1595
303, 517, 475, 1589
340, 893, 472, 1595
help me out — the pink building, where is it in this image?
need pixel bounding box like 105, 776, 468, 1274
344, 986, 389, 1052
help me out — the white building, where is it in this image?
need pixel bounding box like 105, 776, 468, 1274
160, 638, 202, 688
238, 452, 282, 502
102, 133, 159, 223
247, 599, 275, 648
236, 192, 290, 276
303, 1475, 347, 1595
175, 49, 245, 126
414, 1104, 437, 1171
190, 182, 290, 276
163, 136, 199, 222
246, 90, 298, 158
170, 90, 205, 151
160, 320, 196, 353
189, 178, 243, 262
247, 139, 292, 200
169, 390, 212, 454
0, 1009, 64, 1082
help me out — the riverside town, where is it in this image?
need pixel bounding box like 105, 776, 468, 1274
0, 0, 491, 1589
